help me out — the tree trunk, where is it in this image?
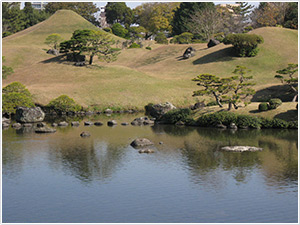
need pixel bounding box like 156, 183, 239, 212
228, 102, 232, 111
89, 55, 94, 65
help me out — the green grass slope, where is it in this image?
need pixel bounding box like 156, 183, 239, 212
2, 9, 298, 111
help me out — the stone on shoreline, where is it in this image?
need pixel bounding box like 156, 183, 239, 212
130, 138, 154, 148
107, 120, 117, 126
15, 107, 45, 123
71, 121, 80, 126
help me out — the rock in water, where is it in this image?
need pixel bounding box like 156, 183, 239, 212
80, 132, 90, 137
138, 149, 155, 154
221, 146, 263, 152
35, 126, 56, 133
130, 138, 154, 148
71, 121, 80, 126
107, 120, 117, 126
146, 102, 176, 119
15, 107, 45, 123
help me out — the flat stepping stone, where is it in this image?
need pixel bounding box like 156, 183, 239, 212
121, 122, 129, 126
107, 120, 117, 126
80, 131, 90, 137
84, 121, 93, 126
221, 146, 263, 152
71, 121, 80, 126
94, 122, 103, 126
58, 121, 68, 126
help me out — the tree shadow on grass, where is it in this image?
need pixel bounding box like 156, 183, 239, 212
251, 85, 295, 102
192, 46, 236, 65
274, 110, 298, 121
40, 54, 70, 64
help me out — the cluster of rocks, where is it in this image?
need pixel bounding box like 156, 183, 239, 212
46, 108, 141, 116
130, 138, 155, 154
131, 117, 155, 126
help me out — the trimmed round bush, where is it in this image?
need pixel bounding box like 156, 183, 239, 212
2, 92, 35, 114
268, 98, 282, 109
128, 43, 141, 48
236, 115, 261, 129
270, 118, 289, 129
111, 23, 128, 38
160, 108, 192, 124
197, 111, 237, 127
258, 102, 269, 111
155, 33, 168, 44
3, 82, 32, 97
288, 121, 298, 129
47, 95, 82, 113
145, 46, 152, 50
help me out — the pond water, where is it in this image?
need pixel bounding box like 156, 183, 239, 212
2, 113, 298, 223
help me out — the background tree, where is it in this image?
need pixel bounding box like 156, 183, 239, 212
105, 2, 133, 28
171, 2, 215, 36
229, 2, 254, 32
187, 7, 222, 41
2, 56, 14, 79
111, 23, 128, 38
45, 33, 63, 50
133, 3, 179, 38
45, 2, 99, 26
2, 3, 26, 36
283, 2, 298, 29
274, 64, 298, 102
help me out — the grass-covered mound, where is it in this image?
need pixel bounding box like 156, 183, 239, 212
2, 8, 298, 109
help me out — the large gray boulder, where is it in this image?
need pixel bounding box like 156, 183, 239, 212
207, 39, 220, 48
183, 47, 196, 59
15, 107, 45, 123
130, 138, 154, 148
146, 102, 176, 119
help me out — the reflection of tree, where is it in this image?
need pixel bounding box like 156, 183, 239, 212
48, 139, 126, 183
151, 124, 194, 136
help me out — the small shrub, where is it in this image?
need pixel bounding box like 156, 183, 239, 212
197, 111, 237, 127
103, 27, 112, 33
145, 46, 152, 50
260, 118, 274, 128
2, 31, 12, 38
160, 108, 192, 124
236, 115, 261, 129
3, 82, 31, 97
2, 92, 35, 114
268, 98, 282, 109
155, 33, 168, 44
223, 33, 264, 57
271, 118, 289, 129
128, 42, 141, 48
243, 26, 253, 33
288, 121, 298, 129
47, 95, 82, 113
258, 102, 269, 111
172, 32, 193, 44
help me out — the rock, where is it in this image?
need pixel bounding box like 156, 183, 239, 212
12, 123, 22, 129
138, 149, 155, 154
159, 141, 163, 145
146, 102, 176, 119
35, 126, 56, 133
85, 111, 94, 116
130, 138, 154, 148
183, 47, 196, 59
52, 123, 58, 127
221, 146, 263, 152
107, 120, 117, 126
23, 123, 33, 127
2, 122, 10, 128
175, 121, 185, 126
71, 121, 80, 126
58, 121, 68, 126
104, 109, 113, 114
121, 122, 129, 126
84, 121, 93, 126
36, 122, 46, 128
2, 117, 10, 124
131, 117, 152, 126
215, 123, 227, 129
80, 131, 90, 137
94, 122, 103, 126
46, 49, 59, 56
190, 102, 205, 110
239, 125, 249, 129
228, 122, 238, 129
207, 39, 220, 48
74, 61, 85, 66
143, 120, 155, 125
15, 107, 45, 123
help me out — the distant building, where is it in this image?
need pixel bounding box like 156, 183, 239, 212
97, 6, 108, 28
31, 2, 48, 10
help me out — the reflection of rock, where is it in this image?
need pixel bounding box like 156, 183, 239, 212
221, 146, 263, 152
130, 138, 154, 148
94, 122, 103, 126
138, 149, 155, 153
228, 123, 238, 129
80, 131, 90, 137
215, 123, 227, 129
104, 109, 113, 114
35, 126, 56, 133
23, 123, 33, 127
12, 123, 22, 129
37, 122, 46, 128
16, 107, 45, 123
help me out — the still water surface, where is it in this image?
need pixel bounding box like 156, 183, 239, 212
2, 113, 298, 223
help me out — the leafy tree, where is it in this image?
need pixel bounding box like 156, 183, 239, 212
192, 66, 256, 110
2, 3, 26, 35
274, 64, 298, 102
45, 33, 63, 49
2, 57, 14, 79
45, 2, 99, 26
134, 3, 179, 38
223, 33, 264, 57
105, 2, 133, 28
128, 26, 146, 41
60, 29, 119, 65
171, 32, 193, 44
230, 2, 254, 31
284, 2, 298, 29
111, 23, 128, 38
171, 2, 215, 35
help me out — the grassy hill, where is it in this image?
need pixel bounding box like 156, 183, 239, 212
2, 10, 298, 112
